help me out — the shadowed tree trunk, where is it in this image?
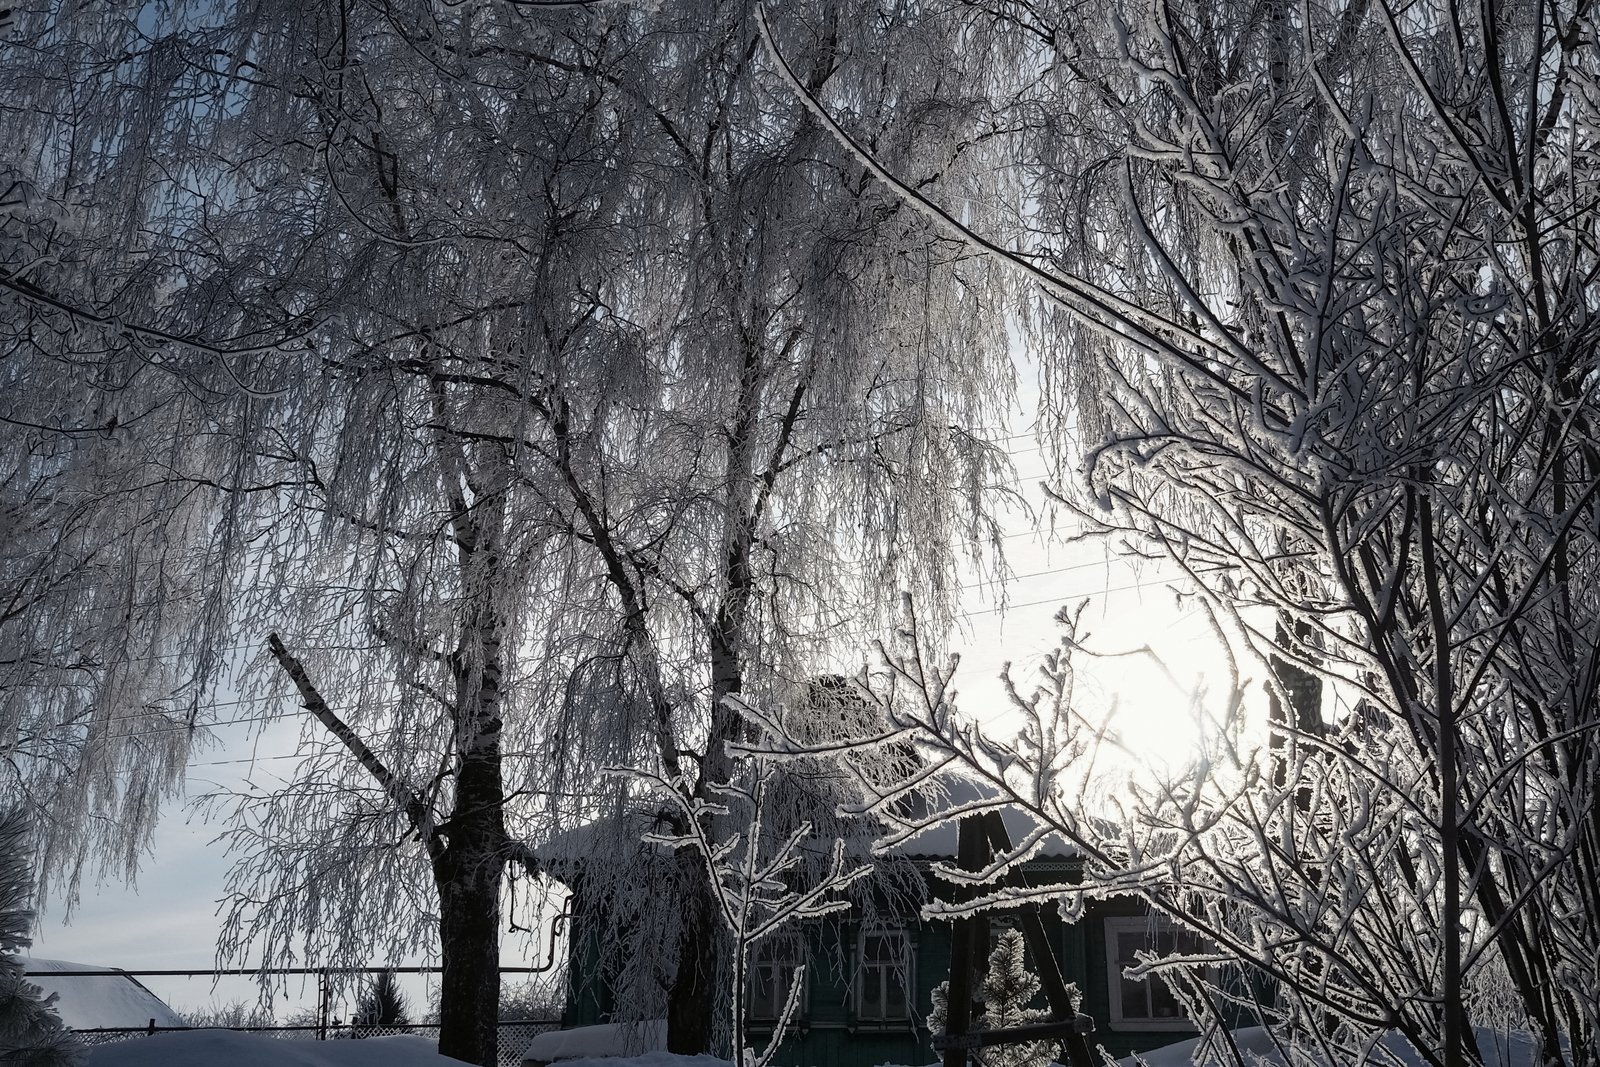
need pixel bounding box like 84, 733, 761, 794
433, 622, 509, 1067
268, 620, 528, 1067
434, 837, 503, 1066
666, 857, 720, 1054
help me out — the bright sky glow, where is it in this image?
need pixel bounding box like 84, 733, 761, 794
31, 416, 1261, 1021
952, 549, 1251, 781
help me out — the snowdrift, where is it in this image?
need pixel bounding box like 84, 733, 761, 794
83, 1030, 470, 1066
1119, 1026, 1546, 1067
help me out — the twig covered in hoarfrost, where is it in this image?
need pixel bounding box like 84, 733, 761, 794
617, 750, 871, 1067
749, 592, 1551, 1066
755, 0, 1600, 1062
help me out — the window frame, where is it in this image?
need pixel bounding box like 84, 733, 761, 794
1103, 916, 1207, 1032
748, 939, 809, 1024
854, 928, 915, 1024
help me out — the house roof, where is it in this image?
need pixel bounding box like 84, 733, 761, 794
884, 770, 1080, 863
19, 957, 187, 1029
536, 767, 1080, 878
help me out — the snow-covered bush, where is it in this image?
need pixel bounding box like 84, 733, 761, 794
499, 979, 564, 1023
176, 999, 277, 1029
0, 809, 82, 1066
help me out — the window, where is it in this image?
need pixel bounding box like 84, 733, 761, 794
856, 930, 914, 1022
750, 941, 807, 1022
1104, 917, 1206, 1030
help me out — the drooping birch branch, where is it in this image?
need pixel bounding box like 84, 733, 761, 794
266, 633, 437, 849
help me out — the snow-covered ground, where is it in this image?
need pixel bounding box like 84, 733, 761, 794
74, 1025, 1550, 1067
82, 1031, 469, 1066
1117, 1026, 1546, 1067
522, 1021, 667, 1064
553, 1055, 729, 1067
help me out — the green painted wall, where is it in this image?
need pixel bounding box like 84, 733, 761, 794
562, 865, 1213, 1066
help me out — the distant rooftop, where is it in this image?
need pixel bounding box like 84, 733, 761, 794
20, 956, 187, 1030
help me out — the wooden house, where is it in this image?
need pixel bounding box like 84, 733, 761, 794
544, 774, 1209, 1067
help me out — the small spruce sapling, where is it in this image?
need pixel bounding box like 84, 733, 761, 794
353, 969, 411, 1035
927, 978, 950, 1036
975, 930, 1060, 1067
928, 930, 1062, 1067
0, 809, 82, 1066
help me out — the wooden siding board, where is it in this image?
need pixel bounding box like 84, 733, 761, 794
561, 859, 1220, 1065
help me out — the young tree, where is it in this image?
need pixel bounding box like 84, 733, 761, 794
353, 970, 411, 1033
975, 930, 1060, 1067
628, 752, 871, 1067
928, 931, 1064, 1067
758, 1, 1600, 1063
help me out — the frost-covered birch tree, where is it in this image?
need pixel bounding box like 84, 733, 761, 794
391, 2, 1025, 1054
176, 6, 641, 1062
0, 2, 295, 899
11, 3, 650, 1061
0, 2, 1026, 1062
759, 0, 1600, 1064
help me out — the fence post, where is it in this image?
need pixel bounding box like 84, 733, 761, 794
147, 1018, 155, 1036
317, 969, 330, 1041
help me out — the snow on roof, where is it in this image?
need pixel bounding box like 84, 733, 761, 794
538, 808, 662, 870
82, 1030, 462, 1067
20, 957, 186, 1029
537, 768, 1078, 876
883, 771, 1079, 862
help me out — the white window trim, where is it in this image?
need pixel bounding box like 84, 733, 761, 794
854, 928, 915, 1023
1103, 916, 1204, 1032
749, 944, 809, 1023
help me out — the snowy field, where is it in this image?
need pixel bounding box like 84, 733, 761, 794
82, 1031, 472, 1067
77, 1026, 1547, 1067
78, 1033, 728, 1067
1110, 1027, 1545, 1067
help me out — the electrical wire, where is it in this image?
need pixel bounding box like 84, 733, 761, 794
68, 564, 1200, 750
